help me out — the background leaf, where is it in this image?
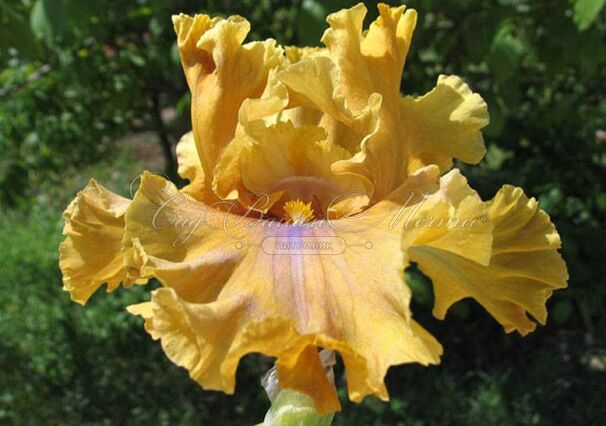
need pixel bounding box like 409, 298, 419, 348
573, 0, 606, 31
30, 0, 67, 44
295, 0, 327, 46
487, 24, 525, 83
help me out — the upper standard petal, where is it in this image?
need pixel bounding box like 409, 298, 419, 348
401, 75, 489, 175
173, 13, 284, 200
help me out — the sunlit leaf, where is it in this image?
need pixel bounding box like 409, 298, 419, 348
573, 0, 606, 31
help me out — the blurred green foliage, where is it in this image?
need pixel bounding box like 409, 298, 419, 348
1, 0, 605, 424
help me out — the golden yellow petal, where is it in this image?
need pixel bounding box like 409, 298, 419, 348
278, 56, 352, 125
216, 113, 369, 216
124, 170, 443, 410
320, 3, 417, 200
361, 4, 416, 99
212, 69, 290, 201
275, 344, 341, 413
173, 13, 284, 200
402, 170, 494, 266
488, 185, 563, 253
321, 3, 374, 110
128, 293, 341, 413
172, 14, 214, 86
284, 46, 327, 63
240, 123, 327, 196
59, 179, 146, 304
278, 55, 382, 155
401, 75, 490, 174
175, 131, 205, 200
321, 3, 416, 109
239, 121, 367, 212
406, 177, 568, 335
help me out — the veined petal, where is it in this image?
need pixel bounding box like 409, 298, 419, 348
278, 56, 383, 209
401, 75, 490, 174
213, 68, 371, 216
406, 176, 568, 335
124, 170, 443, 412
361, 4, 417, 101
176, 131, 205, 200
173, 13, 284, 199
59, 179, 145, 304
239, 122, 326, 192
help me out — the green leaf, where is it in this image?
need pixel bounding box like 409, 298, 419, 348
462, 14, 498, 63
406, 267, 433, 307
487, 25, 525, 83
0, 9, 37, 57
295, 0, 327, 46
552, 299, 574, 324
484, 96, 507, 138
67, 0, 102, 29
573, 0, 606, 31
30, 0, 67, 44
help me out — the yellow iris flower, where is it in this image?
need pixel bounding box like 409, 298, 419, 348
59, 3, 568, 414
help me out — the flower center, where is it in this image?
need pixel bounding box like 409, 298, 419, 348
283, 199, 315, 224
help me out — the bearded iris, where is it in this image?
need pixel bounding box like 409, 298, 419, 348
59, 3, 568, 415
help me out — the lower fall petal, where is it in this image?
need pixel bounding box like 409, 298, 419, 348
406, 177, 568, 335
124, 170, 443, 410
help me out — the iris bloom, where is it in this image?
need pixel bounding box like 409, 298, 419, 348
60, 3, 568, 414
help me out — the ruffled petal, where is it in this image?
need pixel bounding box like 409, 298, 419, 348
59, 179, 145, 304
278, 55, 382, 156
212, 70, 290, 201
321, 3, 417, 199
213, 63, 371, 216
173, 13, 284, 199
60, 5, 570, 417
128, 296, 342, 413
278, 56, 382, 213
237, 121, 367, 215
402, 169, 493, 265
238, 122, 325, 192
321, 3, 415, 110
124, 170, 443, 412
274, 345, 339, 414
401, 75, 489, 174
406, 174, 568, 335
175, 131, 205, 200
